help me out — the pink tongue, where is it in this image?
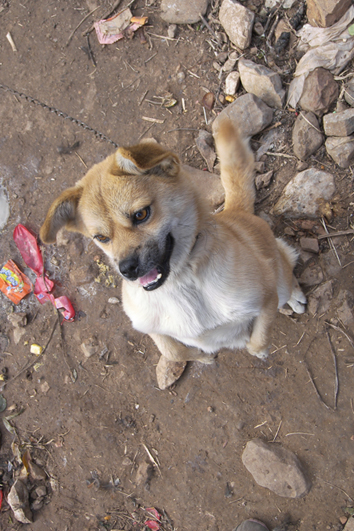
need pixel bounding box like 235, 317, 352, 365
139, 268, 159, 286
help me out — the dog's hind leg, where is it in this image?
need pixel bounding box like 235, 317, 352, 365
213, 117, 255, 214
246, 293, 279, 359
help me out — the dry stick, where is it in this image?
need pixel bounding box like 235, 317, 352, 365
325, 328, 339, 410
199, 13, 220, 42
6, 318, 58, 385
321, 217, 342, 266
317, 477, 354, 502
66, 5, 100, 46
318, 229, 354, 240
303, 337, 332, 411
325, 321, 354, 350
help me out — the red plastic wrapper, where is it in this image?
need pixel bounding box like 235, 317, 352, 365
0, 259, 32, 304
13, 224, 75, 321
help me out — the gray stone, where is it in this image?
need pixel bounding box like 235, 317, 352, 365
307, 0, 352, 28
0, 189, 9, 230
292, 112, 324, 160
344, 516, 354, 531
13, 327, 26, 345
212, 93, 273, 138
238, 59, 285, 109
242, 438, 311, 498
255, 170, 273, 190
7, 312, 27, 328
225, 71, 240, 96
299, 68, 338, 117
219, 0, 254, 50
344, 78, 354, 107
160, 0, 209, 24
323, 109, 354, 137
299, 265, 324, 287
81, 336, 99, 358
222, 51, 238, 73
308, 280, 333, 316
195, 130, 216, 173
272, 169, 335, 218
300, 237, 319, 254
167, 24, 177, 39
325, 136, 354, 168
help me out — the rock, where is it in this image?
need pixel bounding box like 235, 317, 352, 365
160, 0, 209, 24
308, 280, 333, 316
299, 237, 319, 254
336, 290, 354, 326
299, 265, 324, 287
31, 498, 44, 511
225, 71, 240, 96
167, 24, 177, 39
108, 296, 120, 304
323, 109, 354, 137
238, 59, 285, 109
196, 130, 216, 173
212, 93, 273, 138
222, 51, 238, 73
307, 0, 352, 28
255, 170, 273, 190
7, 312, 27, 328
13, 327, 26, 345
80, 336, 99, 358
0, 333, 9, 352
69, 265, 94, 285
292, 112, 324, 160
219, 0, 254, 50
8, 479, 33, 524
156, 357, 187, 389
256, 128, 285, 161
254, 161, 265, 173
299, 68, 339, 117
253, 21, 264, 36
344, 517, 354, 531
35, 485, 47, 498
135, 460, 154, 487
273, 169, 335, 218
296, 161, 308, 172
344, 78, 354, 107
242, 439, 311, 498
325, 136, 354, 168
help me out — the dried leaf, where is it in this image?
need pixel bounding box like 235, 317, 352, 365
201, 92, 215, 111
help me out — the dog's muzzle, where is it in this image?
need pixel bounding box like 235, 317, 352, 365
119, 233, 175, 291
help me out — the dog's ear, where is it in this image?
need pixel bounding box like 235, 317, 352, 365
113, 143, 180, 177
40, 186, 83, 243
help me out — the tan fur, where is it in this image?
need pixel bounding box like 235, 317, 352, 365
40, 118, 306, 377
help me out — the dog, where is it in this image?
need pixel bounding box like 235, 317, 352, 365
40, 118, 306, 388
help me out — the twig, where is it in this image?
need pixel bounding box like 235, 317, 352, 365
304, 363, 331, 410
137, 123, 154, 140
167, 128, 199, 133
272, 420, 282, 442
325, 321, 354, 350
265, 151, 296, 159
317, 477, 354, 502
66, 5, 100, 46
285, 432, 315, 437
138, 89, 149, 106
6, 318, 58, 384
299, 112, 322, 134
146, 31, 177, 41
199, 13, 220, 42
142, 443, 162, 476
321, 218, 342, 266
318, 229, 354, 240
326, 328, 339, 410
142, 116, 164, 124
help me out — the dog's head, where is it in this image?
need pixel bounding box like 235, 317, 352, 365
40, 141, 200, 290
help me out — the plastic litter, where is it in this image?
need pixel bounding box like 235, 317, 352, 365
94, 8, 148, 45
13, 224, 75, 321
0, 260, 32, 304
288, 5, 354, 108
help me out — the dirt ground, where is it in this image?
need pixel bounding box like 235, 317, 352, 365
0, 1, 354, 530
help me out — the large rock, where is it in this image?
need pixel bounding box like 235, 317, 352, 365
299, 68, 338, 117
160, 0, 209, 24
219, 0, 254, 50
292, 112, 324, 160
242, 439, 311, 498
307, 0, 352, 28
323, 109, 354, 137
273, 168, 335, 218
238, 59, 285, 109
325, 136, 354, 168
344, 77, 354, 107
212, 93, 273, 137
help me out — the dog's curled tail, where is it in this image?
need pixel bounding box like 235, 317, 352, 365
213, 117, 255, 214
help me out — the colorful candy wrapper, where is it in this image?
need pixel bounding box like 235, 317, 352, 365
13, 224, 75, 321
0, 259, 32, 304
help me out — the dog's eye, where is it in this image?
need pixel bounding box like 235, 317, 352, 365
94, 234, 110, 244
133, 207, 150, 225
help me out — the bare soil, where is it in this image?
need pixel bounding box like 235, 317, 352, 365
0, 1, 354, 531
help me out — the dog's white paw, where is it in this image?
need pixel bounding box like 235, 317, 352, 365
196, 354, 217, 365
246, 343, 269, 360
287, 288, 307, 314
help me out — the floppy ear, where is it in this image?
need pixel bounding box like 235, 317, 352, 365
113, 142, 180, 177
40, 186, 83, 244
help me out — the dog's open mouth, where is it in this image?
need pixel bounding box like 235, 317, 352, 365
139, 233, 174, 291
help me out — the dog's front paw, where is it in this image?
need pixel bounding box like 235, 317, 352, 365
246, 342, 269, 360
196, 353, 217, 365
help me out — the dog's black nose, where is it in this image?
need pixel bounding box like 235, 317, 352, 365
119, 256, 139, 280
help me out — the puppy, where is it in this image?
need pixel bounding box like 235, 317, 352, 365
40, 119, 306, 388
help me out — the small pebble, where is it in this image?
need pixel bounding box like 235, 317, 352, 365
167, 24, 177, 39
